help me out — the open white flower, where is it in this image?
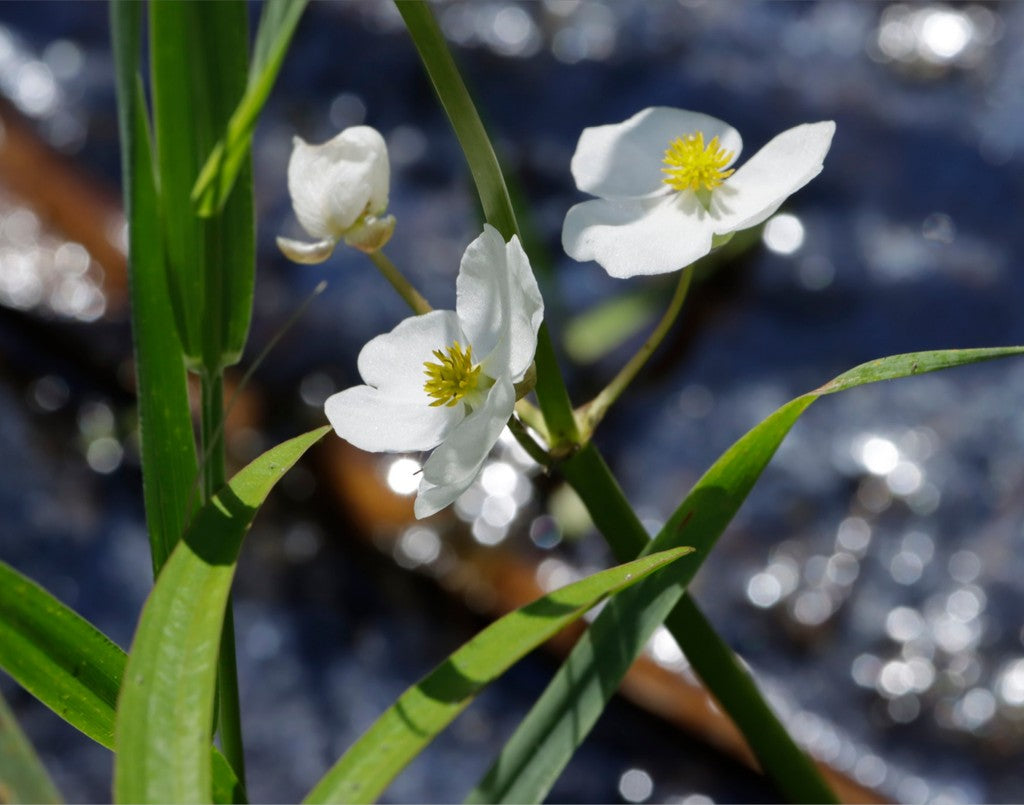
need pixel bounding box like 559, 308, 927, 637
562, 107, 835, 278
277, 125, 395, 264
324, 225, 543, 518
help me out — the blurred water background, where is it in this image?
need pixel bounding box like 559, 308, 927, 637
1, 1, 1024, 802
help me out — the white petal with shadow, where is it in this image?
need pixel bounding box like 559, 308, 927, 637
357, 310, 463, 400
456, 226, 543, 382
276, 236, 337, 264
288, 127, 390, 239
325, 385, 457, 453
415, 376, 515, 517
571, 107, 742, 200
709, 121, 835, 234
562, 194, 715, 278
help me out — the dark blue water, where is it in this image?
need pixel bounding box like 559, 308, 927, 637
2, 2, 1024, 802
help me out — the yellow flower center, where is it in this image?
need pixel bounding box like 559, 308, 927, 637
661, 132, 735, 192
423, 341, 483, 407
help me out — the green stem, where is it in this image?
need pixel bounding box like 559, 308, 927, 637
560, 445, 837, 803
514, 399, 549, 447
666, 596, 838, 803
200, 369, 247, 791
200, 370, 226, 500
507, 414, 552, 468
533, 324, 579, 451
577, 266, 693, 442
216, 605, 246, 795
367, 250, 432, 316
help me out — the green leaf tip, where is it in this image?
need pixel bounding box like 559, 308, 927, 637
302, 546, 693, 804
114, 426, 328, 803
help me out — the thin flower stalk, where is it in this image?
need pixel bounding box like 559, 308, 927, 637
366, 250, 433, 316
577, 266, 694, 441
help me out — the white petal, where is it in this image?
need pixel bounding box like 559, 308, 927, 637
276, 235, 337, 265
343, 214, 395, 254
414, 376, 515, 517
562, 195, 715, 278
413, 477, 456, 519
288, 126, 390, 240
456, 225, 544, 382
709, 121, 835, 234
357, 310, 464, 401
571, 107, 742, 200
325, 385, 457, 453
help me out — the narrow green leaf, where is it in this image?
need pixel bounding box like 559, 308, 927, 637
150, 0, 254, 370
303, 547, 694, 805
394, 2, 514, 240
473, 346, 1024, 803
192, 0, 308, 216
0, 686, 62, 804
395, 1, 578, 447
111, 0, 198, 571
0, 561, 244, 804
815, 346, 1024, 395
523, 413, 829, 795
0, 562, 123, 751
114, 427, 329, 804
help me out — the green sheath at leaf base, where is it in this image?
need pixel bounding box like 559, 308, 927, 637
150, 0, 254, 371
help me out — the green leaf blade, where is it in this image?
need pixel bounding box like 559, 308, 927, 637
0, 561, 244, 803
475, 346, 1024, 803
114, 427, 328, 804
193, 0, 308, 217
111, 0, 199, 571
150, 0, 254, 370
0, 687, 63, 804
818, 346, 1024, 395
304, 547, 693, 805
0, 561, 124, 751
470, 397, 816, 804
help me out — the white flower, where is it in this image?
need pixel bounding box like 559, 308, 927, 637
562, 107, 835, 278
277, 125, 395, 264
324, 225, 543, 518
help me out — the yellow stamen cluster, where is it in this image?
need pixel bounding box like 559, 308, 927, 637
661, 132, 735, 192
423, 341, 482, 407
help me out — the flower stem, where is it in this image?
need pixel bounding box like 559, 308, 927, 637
560, 443, 838, 803
507, 413, 552, 468
665, 595, 840, 803
514, 399, 549, 447
366, 250, 432, 315
200, 369, 246, 789
577, 266, 694, 441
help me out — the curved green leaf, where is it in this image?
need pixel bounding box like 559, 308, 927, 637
111, 0, 199, 572
114, 426, 329, 804
472, 346, 1024, 803
192, 0, 308, 216
395, 1, 578, 447
0, 687, 62, 803
0, 560, 244, 803
0, 562, 125, 751
303, 547, 694, 804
